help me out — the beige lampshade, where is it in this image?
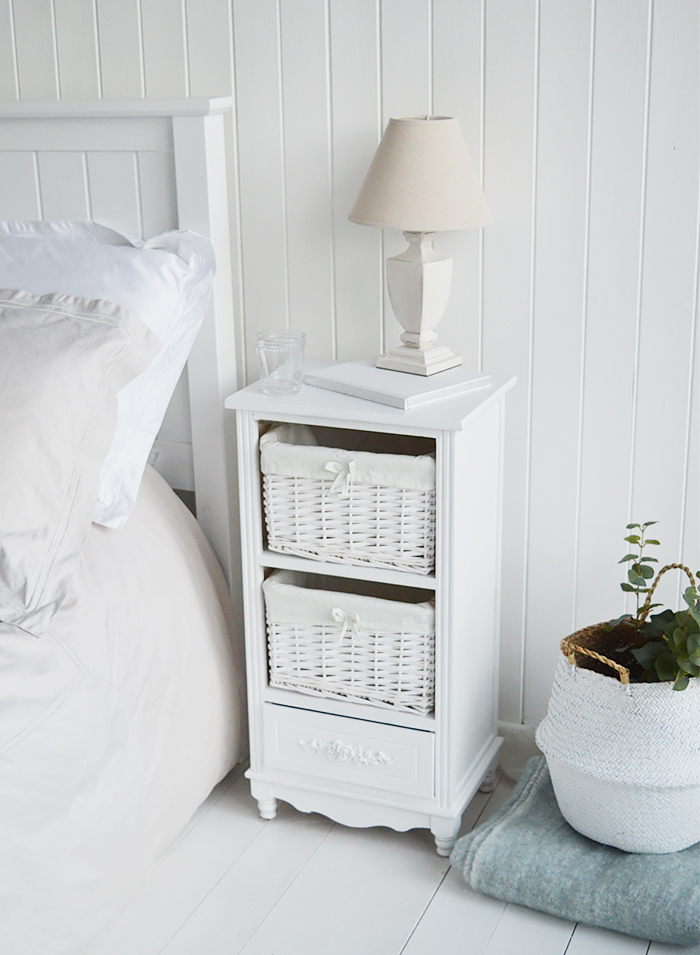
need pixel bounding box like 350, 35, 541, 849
349, 116, 492, 232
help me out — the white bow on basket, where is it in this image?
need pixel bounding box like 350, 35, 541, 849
331, 607, 362, 644
324, 459, 356, 497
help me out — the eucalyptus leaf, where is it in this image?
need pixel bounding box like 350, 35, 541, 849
641, 521, 658, 528
673, 672, 690, 691
631, 641, 666, 669
619, 554, 637, 563
687, 633, 700, 666
640, 564, 654, 579
645, 539, 660, 546
626, 523, 641, 529
621, 583, 637, 592
624, 535, 641, 544
655, 651, 678, 682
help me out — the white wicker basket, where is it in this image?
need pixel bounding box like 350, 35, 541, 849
262, 571, 435, 715
260, 425, 436, 575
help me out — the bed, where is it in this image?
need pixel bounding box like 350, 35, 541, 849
0, 100, 245, 955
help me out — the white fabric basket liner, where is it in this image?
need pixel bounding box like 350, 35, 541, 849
536, 656, 700, 788
262, 571, 435, 634
260, 424, 435, 491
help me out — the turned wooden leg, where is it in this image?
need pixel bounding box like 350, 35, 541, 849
430, 815, 461, 857
249, 779, 277, 820
257, 797, 277, 820
479, 767, 497, 793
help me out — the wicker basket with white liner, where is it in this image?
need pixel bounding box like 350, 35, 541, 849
536, 563, 700, 854
260, 424, 436, 574
263, 570, 435, 715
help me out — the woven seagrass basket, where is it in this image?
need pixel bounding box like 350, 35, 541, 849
537, 565, 700, 853
263, 571, 436, 715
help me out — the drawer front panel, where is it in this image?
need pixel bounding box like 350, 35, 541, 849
263, 704, 434, 798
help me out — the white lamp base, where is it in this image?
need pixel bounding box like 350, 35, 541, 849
378, 231, 462, 376
376, 344, 462, 376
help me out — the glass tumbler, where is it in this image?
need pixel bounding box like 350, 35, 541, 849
255, 330, 306, 396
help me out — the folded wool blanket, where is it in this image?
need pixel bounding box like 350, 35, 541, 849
450, 757, 700, 946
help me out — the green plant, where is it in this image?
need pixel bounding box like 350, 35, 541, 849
610, 524, 700, 691
618, 521, 661, 616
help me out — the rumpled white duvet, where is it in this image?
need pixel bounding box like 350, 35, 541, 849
0, 466, 245, 955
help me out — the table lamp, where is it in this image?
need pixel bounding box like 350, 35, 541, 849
349, 116, 492, 375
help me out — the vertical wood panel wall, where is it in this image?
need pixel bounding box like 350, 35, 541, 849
1, 0, 697, 724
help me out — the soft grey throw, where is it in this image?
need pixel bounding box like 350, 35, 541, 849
450, 757, 700, 946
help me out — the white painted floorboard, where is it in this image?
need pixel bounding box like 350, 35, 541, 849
91, 770, 699, 955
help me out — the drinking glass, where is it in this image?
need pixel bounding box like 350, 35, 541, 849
255, 330, 306, 395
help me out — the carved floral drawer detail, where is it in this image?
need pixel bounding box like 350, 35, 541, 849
299, 738, 396, 766
262, 704, 434, 798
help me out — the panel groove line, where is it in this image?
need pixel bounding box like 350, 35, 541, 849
678, 158, 700, 604
276, 0, 291, 332
49, 0, 61, 99
5, 0, 20, 99
92, 0, 103, 98
323, 0, 338, 360
627, 0, 654, 531
32, 150, 44, 219
571, 0, 597, 635
520, 0, 542, 725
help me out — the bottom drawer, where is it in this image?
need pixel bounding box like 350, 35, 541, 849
262, 704, 434, 798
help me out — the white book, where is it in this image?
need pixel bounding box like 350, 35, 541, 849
304, 359, 492, 410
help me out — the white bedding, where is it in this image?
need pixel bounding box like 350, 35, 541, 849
0, 466, 245, 955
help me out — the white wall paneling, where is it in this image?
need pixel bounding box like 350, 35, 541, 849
432, 0, 486, 373
379, 0, 432, 355
94, 0, 144, 99
185, 0, 232, 99
11, 0, 59, 100
482, 0, 539, 723
141, 0, 188, 99
54, 0, 101, 100
574, 0, 652, 635
523, 0, 593, 727
0, 1, 19, 100
278, 0, 335, 361
1, 0, 697, 725
631, 0, 699, 613
328, 0, 383, 362
231, 0, 289, 379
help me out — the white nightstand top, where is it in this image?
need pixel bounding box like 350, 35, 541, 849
225, 368, 516, 432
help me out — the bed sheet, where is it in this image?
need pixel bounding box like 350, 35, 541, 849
0, 466, 245, 955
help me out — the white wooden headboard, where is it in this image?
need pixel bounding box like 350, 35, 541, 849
0, 98, 239, 586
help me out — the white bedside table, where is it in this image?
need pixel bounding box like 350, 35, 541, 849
225, 372, 515, 855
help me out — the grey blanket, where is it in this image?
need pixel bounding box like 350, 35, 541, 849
450, 757, 700, 946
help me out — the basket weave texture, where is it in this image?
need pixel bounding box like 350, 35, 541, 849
260, 425, 436, 575
263, 572, 435, 715
536, 637, 700, 852
263, 475, 436, 574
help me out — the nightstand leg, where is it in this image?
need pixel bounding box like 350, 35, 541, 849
479, 768, 497, 793
479, 753, 500, 793
430, 815, 461, 857
257, 797, 277, 820
250, 779, 277, 819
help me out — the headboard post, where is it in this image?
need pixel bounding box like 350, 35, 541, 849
172, 107, 239, 587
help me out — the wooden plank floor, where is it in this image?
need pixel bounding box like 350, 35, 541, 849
91, 767, 698, 955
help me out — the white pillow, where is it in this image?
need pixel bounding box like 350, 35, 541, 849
0, 221, 215, 528
0, 288, 160, 636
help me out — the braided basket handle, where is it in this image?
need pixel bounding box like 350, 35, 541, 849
563, 644, 630, 685
637, 563, 697, 623
562, 564, 697, 685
